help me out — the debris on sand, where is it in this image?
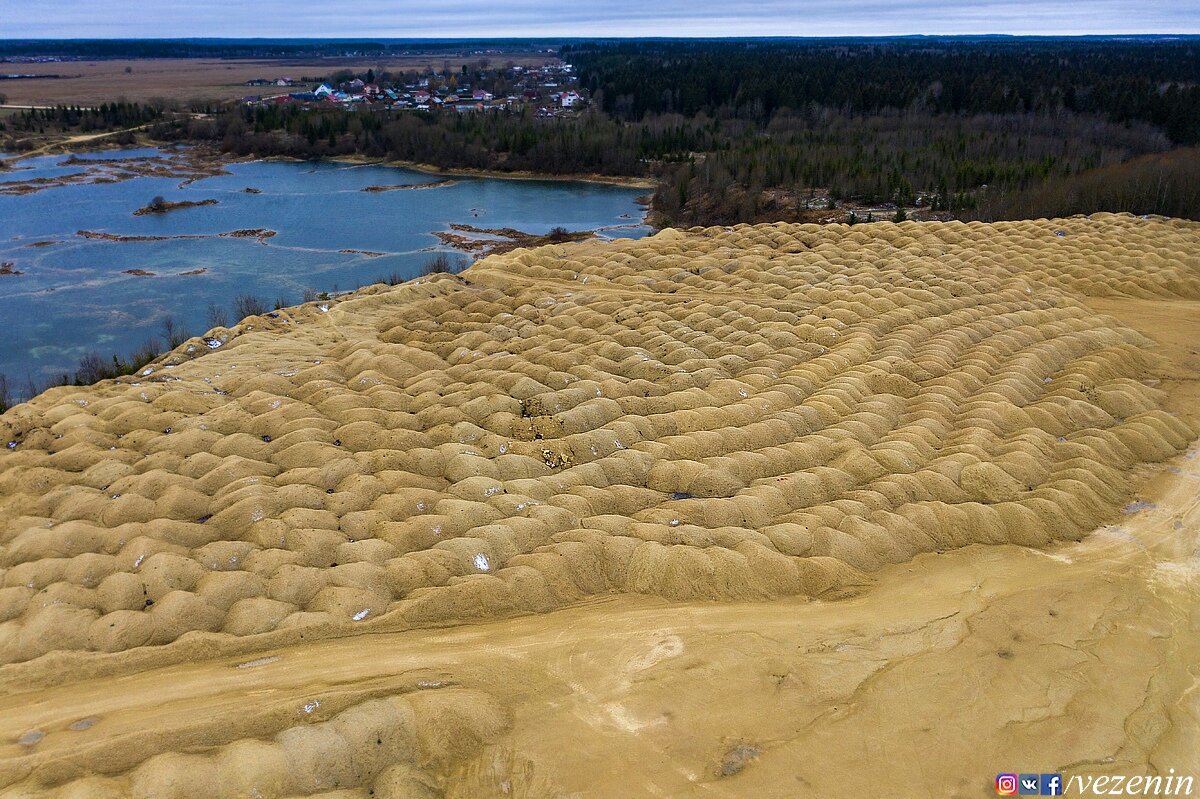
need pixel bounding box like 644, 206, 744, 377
717, 744, 762, 777
0, 216, 1196, 798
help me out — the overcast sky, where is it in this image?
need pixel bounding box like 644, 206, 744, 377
3, 1, 1198, 38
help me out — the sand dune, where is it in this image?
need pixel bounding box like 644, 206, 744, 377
0, 213, 1197, 797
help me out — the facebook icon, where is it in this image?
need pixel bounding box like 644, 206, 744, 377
1040, 774, 1063, 795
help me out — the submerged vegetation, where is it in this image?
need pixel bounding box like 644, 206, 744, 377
0, 251, 467, 406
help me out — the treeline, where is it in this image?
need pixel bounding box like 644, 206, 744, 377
8, 39, 1200, 228
981, 148, 1200, 220
1, 102, 163, 139
158, 101, 1176, 225
567, 38, 1200, 144
161, 105, 649, 176
649, 110, 1168, 226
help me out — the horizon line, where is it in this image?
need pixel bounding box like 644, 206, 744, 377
3, 33, 1200, 42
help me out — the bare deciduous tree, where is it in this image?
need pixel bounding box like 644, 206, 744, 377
206, 301, 229, 329
160, 316, 189, 348
233, 294, 268, 320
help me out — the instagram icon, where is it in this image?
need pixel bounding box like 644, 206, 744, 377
996, 774, 1018, 795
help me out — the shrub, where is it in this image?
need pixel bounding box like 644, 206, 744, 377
160, 315, 189, 348
206, 301, 229, 329
130, 337, 162, 367
232, 294, 268, 320
418, 252, 457, 276
75, 352, 113, 384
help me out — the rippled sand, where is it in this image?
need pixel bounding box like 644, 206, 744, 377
0, 213, 1197, 797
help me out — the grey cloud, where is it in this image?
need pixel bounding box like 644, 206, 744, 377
4, 0, 1197, 37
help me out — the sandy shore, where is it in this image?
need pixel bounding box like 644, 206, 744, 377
310, 152, 658, 190
0, 213, 1196, 797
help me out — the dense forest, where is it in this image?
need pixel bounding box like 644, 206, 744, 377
568, 39, 1200, 144
3, 37, 1198, 228
1, 102, 163, 135
567, 38, 1200, 224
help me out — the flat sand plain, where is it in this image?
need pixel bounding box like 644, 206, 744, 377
0, 213, 1197, 797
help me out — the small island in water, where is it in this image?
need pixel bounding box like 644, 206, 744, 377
133, 196, 220, 216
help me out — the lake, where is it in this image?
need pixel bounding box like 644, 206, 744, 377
0, 147, 650, 388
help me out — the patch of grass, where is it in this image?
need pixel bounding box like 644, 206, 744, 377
417, 251, 459, 277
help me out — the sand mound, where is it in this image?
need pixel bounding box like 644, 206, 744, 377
2, 682, 513, 798
0, 213, 1196, 670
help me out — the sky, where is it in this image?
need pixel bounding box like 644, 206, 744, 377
1, 0, 1198, 38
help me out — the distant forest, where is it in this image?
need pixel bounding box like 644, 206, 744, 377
568, 38, 1200, 223
4, 38, 1198, 225
0, 38, 560, 59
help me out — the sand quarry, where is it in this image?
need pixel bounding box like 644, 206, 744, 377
0, 212, 1197, 797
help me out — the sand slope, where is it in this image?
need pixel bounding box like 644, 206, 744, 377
0, 213, 1198, 797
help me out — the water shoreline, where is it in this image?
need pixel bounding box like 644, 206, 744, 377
0, 143, 653, 389
3, 136, 657, 192
319, 153, 657, 191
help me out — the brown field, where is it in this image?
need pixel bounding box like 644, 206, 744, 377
0, 54, 557, 106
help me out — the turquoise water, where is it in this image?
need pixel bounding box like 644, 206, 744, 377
0, 147, 649, 386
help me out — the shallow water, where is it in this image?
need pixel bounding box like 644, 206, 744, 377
0, 147, 649, 384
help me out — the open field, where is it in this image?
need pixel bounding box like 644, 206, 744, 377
0, 54, 556, 106
0, 213, 1197, 796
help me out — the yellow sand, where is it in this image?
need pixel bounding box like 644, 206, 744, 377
0, 212, 1197, 797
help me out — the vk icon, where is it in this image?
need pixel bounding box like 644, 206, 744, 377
1040, 773, 1063, 796
1018, 774, 1040, 795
